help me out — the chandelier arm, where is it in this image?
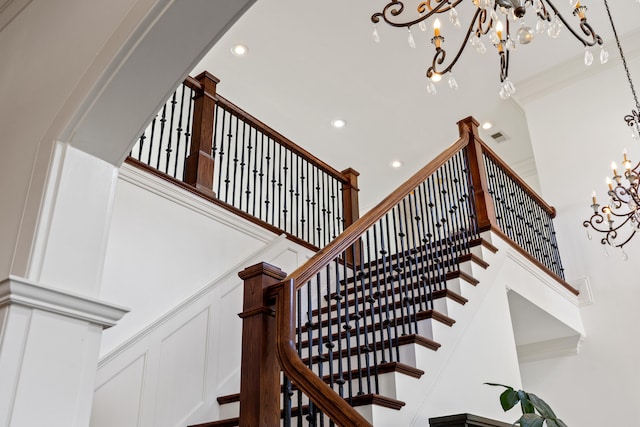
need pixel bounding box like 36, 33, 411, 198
418, 0, 463, 14
371, 0, 463, 28
540, 0, 603, 47
604, 0, 640, 136
426, 7, 482, 78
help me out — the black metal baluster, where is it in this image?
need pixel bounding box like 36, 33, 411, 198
322, 172, 331, 247
333, 258, 345, 398
163, 90, 177, 175
415, 182, 436, 311
296, 288, 303, 427
277, 145, 283, 229
306, 161, 312, 245
341, 248, 354, 403
283, 374, 292, 427
330, 178, 338, 240
245, 126, 254, 214
305, 279, 317, 427
155, 103, 167, 170
427, 174, 447, 292
172, 86, 186, 179
325, 264, 335, 397
180, 86, 195, 181
283, 149, 290, 235
230, 114, 240, 206
364, 229, 380, 394
263, 136, 272, 223
237, 122, 247, 211
147, 114, 157, 165
251, 128, 260, 217
314, 168, 322, 247
372, 222, 392, 364
136, 132, 146, 159
222, 112, 234, 203
348, 242, 365, 396
391, 204, 413, 336
381, 214, 402, 361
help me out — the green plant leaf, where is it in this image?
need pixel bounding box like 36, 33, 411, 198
528, 393, 557, 419
500, 388, 520, 411
518, 413, 544, 427
518, 390, 535, 414
485, 382, 514, 390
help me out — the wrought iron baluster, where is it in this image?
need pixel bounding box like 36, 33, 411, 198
230, 114, 240, 206
348, 242, 365, 397
363, 229, 380, 393
172, 86, 186, 178
215, 107, 227, 196
415, 182, 436, 311
155, 103, 168, 170
381, 214, 402, 360
163, 90, 177, 175
147, 114, 158, 165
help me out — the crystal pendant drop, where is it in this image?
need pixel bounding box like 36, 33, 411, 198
372, 25, 381, 43
489, 30, 500, 45
517, 26, 535, 44
499, 78, 516, 99
586, 229, 593, 240
448, 75, 459, 90
569, 0, 579, 6
632, 126, 640, 140
548, 15, 562, 38
476, 40, 487, 54
408, 29, 416, 48
427, 81, 437, 95
584, 48, 594, 66
450, 7, 461, 28
600, 46, 609, 64
507, 38, 516, 51
419, 21, 427, 32
621, 248, 629, 261
490, 9, 499, 23
536, 19, 546, 34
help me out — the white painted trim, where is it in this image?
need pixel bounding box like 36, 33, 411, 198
517, 335, 584, 364
503, 247, 579, 306
0, 276, 129, 328
98, 233, 290, 367
515, 29, 640, 105
118, 162, 276, 243
568, 276, 595, 307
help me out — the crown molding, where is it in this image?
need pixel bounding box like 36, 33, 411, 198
514, 29, 640, 106
0, 276, 129, 329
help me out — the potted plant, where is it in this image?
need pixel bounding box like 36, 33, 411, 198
485, 383, 568, 427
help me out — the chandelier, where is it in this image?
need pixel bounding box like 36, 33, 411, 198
584, 0, 640, 256
371, 0, 605, 98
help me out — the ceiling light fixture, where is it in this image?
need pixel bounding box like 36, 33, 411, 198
371, 0, 605, 98
583, 0, 640, 255
482, 121, 493, 130
331, 119, 347, 128
231, 44, 249, 57
390, 160, 403, 168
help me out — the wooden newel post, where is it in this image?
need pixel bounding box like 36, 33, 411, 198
237, 263, 288, 427
185, 71, 219, 196
457, 116, 498, 232
341, 168, 362, 265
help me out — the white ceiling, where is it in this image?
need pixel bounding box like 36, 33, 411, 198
192, 0, 640, 210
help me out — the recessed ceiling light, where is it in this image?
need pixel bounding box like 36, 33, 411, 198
482, 121, 493, 130
390, 160, 403, 168
231, 44, 249, 57
331, 119, 346, 129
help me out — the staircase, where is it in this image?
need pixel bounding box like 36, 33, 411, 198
185, 117, 575, 426
191, 233, 499, 426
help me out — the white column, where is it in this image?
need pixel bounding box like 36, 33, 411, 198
0, 144, 128, 427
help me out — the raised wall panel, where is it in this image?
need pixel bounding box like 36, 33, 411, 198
90, 355, 146, 427
154, 309, 209, 427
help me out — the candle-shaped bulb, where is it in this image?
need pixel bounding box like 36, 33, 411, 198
624, 149, 628, 161
496, 21, 504, 40
612, 161, 618, 174
592, 190, 597, 205
434, 19, 441, 37
575, 1, 581, 8
606, 177, 613, 191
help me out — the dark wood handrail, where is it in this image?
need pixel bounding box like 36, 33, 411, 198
478, 140, 556, 218
215, 95, 350, 183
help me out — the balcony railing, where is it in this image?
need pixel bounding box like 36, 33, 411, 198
129, 72, 359, 250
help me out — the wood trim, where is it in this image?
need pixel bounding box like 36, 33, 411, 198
124, 157, 321, 253
490, 226, 578, 295
215, 95, 350, 183
479, 140, 556, 218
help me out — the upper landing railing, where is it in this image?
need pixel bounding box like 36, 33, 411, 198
128, 72, 359, 250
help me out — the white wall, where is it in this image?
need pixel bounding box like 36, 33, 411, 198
520, 54, 640, 426
93, 164, 315, 426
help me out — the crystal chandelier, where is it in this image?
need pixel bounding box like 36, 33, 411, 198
371, 0, 605, 98
583, 0, 640, 255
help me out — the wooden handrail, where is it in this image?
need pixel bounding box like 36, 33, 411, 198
215, 95, 350, 183
478, 140, 556, 218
